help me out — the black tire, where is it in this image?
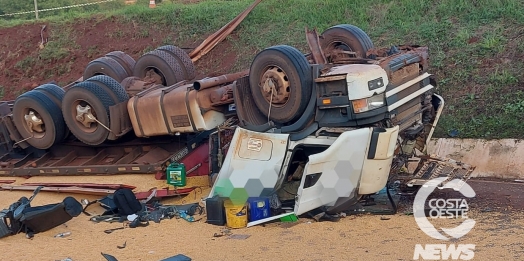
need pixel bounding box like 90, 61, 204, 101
12, 90, 66, 149
105, 51, 136, 77
83, 56, 129, 83
62, 82, 116, 146
33, 84, 65, 108
85, 75, 129, 103
320, 24, 374, 59
156, 45, 196, 80
33, 83, 71, 138
249, 45, 311, 123
386, 53, 422, 73
133, 50, 185, 86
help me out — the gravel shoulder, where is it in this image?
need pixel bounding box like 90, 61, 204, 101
0, 177, 522, 261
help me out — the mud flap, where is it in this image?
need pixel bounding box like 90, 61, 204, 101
294, 128, 373, 216
208, 127, 289, 204
108, 101, 132, 141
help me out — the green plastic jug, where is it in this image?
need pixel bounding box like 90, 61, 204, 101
166, 162, 186, 187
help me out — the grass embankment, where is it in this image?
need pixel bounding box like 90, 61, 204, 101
1, 0, 523, 139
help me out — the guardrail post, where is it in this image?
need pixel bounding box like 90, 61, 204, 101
34, 0, 39, 19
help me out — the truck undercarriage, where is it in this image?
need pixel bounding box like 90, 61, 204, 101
0, 23, 474, 218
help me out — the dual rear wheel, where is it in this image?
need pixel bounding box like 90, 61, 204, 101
66, 45, 196, 145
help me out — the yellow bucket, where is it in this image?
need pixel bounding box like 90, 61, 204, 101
224, 200, 248, 229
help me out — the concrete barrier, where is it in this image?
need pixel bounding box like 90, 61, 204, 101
428, 139, 524, 179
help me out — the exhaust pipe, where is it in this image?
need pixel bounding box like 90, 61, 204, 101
193, 69, 249, 91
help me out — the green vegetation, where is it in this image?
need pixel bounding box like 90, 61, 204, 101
1, 0, 523, 139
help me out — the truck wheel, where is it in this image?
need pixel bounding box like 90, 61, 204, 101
133, 50, 185, 86
249, 45, 311, 123
33, 83, 71, 138
62, 82, 116, 146
105, 51, 136, 77
12, 90, 67, 149
85, 75, 129, 103
156, 45, 196, 80
83, 56, 129, 83
320, 24, 374, 61
33, 84, 65, 107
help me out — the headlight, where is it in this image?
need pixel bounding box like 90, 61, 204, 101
352, 94, 385, 113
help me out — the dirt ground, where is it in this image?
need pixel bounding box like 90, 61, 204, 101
0, 177, 523, 261
0, 17, 240, 100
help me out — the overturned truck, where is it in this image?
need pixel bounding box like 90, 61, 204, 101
0, 24, 473, 217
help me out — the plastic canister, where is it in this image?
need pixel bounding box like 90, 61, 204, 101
247, 197, 270, 222
224, 200, 247, 228
166, 163, 186, 187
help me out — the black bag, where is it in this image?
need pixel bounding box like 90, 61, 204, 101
82, 195, 119, 216
0, 187, 42, 238
113, 188, 142, 216
0, 209, 16, 238
20, 196, 83, 234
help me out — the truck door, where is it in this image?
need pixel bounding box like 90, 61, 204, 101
209, 127, 290, 204
294, 128, 372, 215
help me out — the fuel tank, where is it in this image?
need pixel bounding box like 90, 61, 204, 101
127, 83, 226, 137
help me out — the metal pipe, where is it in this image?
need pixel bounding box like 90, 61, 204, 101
189, 0, 262, 62
193, 69, 249, 91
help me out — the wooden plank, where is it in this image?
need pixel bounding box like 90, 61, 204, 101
21, 182, 136, 190
0, 185, 115, 196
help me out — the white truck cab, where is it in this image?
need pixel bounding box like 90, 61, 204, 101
209, 124, 399, 216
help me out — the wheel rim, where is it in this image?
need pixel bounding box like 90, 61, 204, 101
145, 67, 166, 85
71, 99, 99, 133
326, 41, 358, 62
259, 65, 290, 108
23, 109, 46, 139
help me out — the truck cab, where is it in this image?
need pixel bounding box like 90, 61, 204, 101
208, 25, 444, 218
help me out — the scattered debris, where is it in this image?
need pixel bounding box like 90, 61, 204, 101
104, 226, 125, 234
228, 234, 251, 240
159, 254, 192, 261
54, 232, 71, 238
101, 252, 118, 261
247, 212, 297, 227
117, 241, 127, 249
213, 228, 232, 238
380, 216, 391, 220
134, 187, 196, 200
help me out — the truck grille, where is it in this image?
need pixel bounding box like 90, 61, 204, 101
387, 63, 425, 131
